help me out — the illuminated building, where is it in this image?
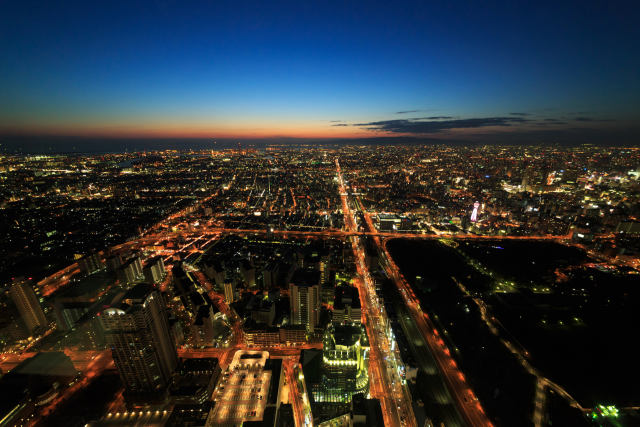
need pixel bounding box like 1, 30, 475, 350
316, 393, 384, 427
116, 256, 144, 285
243, 324, 308, 347
100, 284, 178, 401
143, 256, 166, 284
332, 285, 361, 323
289, 270, 321, 333
319, 254, 331, 284
279, 324, 307, 344
223, 281, 236, 303
10, 278, 47, 335
470, 201, 480, 222
88, 410, 172, 426
377, 213, 402, 231
315, 322, 369, 403
244, 325, 280, 347
208, 350, 284, 425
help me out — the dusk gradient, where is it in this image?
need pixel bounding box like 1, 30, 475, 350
1, 0, 639, 144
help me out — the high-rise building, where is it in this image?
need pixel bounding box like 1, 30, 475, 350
333, 285, 362, 323
78, 252, 104, 275
10, 279, 47, 335
470, 201, 480, 222
251, 298, 275, 326
319, 254, 331, 284
289, 270, 321, 333
240, 260, 256, 287
317, 322, 369, 402
223, 281, 236, 304
116, 256, 144, 285
190, 305, 216, 348
100, 284, 178, 400
143, 256, 166, 284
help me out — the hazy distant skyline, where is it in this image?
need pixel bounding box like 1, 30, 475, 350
1, 0, 639, 144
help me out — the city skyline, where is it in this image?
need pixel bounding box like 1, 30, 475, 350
1, 1, 639, 145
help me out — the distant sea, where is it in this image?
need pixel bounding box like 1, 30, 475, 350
0, 134, 627, 154
0, 135, 457, 154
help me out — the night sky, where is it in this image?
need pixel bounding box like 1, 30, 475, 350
1, 0, 639, 147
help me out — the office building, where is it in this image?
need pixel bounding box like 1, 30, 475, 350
53, 300, 92, 331
105, 253, 124, 272
224, 281, 236, 304
317, 322, 369, 403
100, 284, 178, 401
143, 256, 166, 284
169, 358, 221, 405
116, 256, 144, 285
10, 279, 47, 335
289, 269, 321, 333
333, 285, 362, 324
251, 298, 276, 326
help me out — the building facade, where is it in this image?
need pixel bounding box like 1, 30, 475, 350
10, 279, 47, 335
100, 284, 178, 400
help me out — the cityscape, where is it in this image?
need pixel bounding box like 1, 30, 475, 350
1, 1, 640, 427
1, 145, 639, 426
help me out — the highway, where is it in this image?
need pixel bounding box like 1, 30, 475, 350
131, 226, 573, 243
353, 190, 493, 426
379, 237, 494, 427
396, 304, 465, 426
336, 158, 417, 427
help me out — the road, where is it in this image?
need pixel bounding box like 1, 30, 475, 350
17, 161, 621, 427
379, 238, 493, 427
396, 305, 465, 426
0, 349, 105, 372
134, 227, 573, 243
451, 277, 586, 423
31, 214, 576, 304
336, 158, 417, 427
352, 189, 493, 426
283, 357, 311, 427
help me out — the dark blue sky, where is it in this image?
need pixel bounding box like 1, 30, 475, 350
1, 0, 639, 144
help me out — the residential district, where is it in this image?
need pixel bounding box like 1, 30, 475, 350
0, 145, 639, 426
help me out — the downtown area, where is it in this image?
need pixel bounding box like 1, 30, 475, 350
1, 144, 639, 427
